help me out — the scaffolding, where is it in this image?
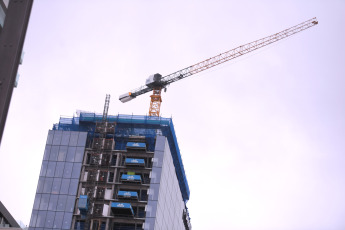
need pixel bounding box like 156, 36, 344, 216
54, 112, 190, 202
82, 95, 116, 229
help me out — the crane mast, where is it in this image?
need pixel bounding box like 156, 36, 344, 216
119, 17, 318, 116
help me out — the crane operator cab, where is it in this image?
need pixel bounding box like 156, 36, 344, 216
145, 73, 162, 88
119, 73, 163, 103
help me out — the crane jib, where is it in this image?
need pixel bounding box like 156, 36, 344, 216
119, 17, 318, 116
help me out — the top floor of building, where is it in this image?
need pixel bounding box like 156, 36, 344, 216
52, 112, 190, 203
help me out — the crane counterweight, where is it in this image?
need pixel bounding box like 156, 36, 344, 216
119, 92, 135, 103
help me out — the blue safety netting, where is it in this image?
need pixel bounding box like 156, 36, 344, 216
52, 112, 190, 202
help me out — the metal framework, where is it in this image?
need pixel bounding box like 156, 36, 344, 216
148, 88, 162, 116
102, 94, 110, 123
119, 17, 318, 117
83, 95, 115, 230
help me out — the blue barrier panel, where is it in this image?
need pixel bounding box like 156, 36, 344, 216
78, 195, 88, 210
118, 191, 138, 198
111, 202, 134, 216
121, 174, 141, 182
125, 158, 145, 166
111, 202, 132, 209
126, 142, 146, 149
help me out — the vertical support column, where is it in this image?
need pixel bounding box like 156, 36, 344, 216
148, 88, 162, 117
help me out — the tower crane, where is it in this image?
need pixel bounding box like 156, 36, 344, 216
119, 18, 318, 116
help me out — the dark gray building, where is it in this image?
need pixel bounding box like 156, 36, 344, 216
0, 201, 21, 229
29, 112, 191, 230
0, 0, 33, 144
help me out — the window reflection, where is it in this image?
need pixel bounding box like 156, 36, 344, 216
45, 211, 55, 228
63, 162, 73, 178
36, 210, 47, 227
43, 177, 53, 193
49, 146, 59, 161
48, 194, 58, 211
69, 132, 79, 146
66, 147, 76, 162
52, 178, 62, 194
53, 211, 64, 229
29, 130, 87, 229
61, 131, 71, 145
60, 178, 70, 194
57, 195, 67, 211
58, 146, 67, 161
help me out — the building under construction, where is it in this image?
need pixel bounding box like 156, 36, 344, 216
28, 112, 191, 230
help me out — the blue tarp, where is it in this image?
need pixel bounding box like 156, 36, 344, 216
118, 191, 138, 198
121, 174, 141, 182
78, 195, 88, 219
125, 158, 145, 166
78, 195, 88, 210
126, 142, 146, 149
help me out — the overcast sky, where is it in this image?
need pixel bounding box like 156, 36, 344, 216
1, 0, 345, 229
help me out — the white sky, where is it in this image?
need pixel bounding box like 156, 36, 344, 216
1, 0, 345, 229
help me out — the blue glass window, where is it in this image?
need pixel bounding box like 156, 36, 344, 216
49, 146, 59, 161
66, 195, 75, 212
77, 132, 87, 146
33, 194, 41, 210
61, 132, 71, 145
72, 163, 82, 179
66, 147, 76, 162
57, 195, 67, 211
36, 211, 47, 227
46, 161, 56, 177
69, 132, 79, 146
62, 212, 73, 229
58, 146, 67, 161
45, 211, 55, 228
75, 147, 84, 162
53, 131, 62, 145
60, 179, 70, 194
43, 177, 53, 193
39, 194, 49, 210
36, 177, 44, 193
53, 212, 63, 229
52, 178, 62, 194
68, 179, 79, 195
54, 162, 64, 178
29, 210, 38, 227
63, 162, 73, 178
48, 194, 58, 211
43, 145, 51, 161
46, 130, 54, 145
40, 161, 48, 177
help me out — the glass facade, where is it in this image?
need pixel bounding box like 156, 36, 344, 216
29, 130, 87, 230
29, 113, 191, 229
144, 136, 186, 230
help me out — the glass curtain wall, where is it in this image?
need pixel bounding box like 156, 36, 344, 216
29, 130, 87, 230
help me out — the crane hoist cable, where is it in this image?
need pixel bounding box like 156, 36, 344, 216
119, 17, 318, 117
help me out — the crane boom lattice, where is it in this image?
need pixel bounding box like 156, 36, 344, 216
119, 17, 318, 116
